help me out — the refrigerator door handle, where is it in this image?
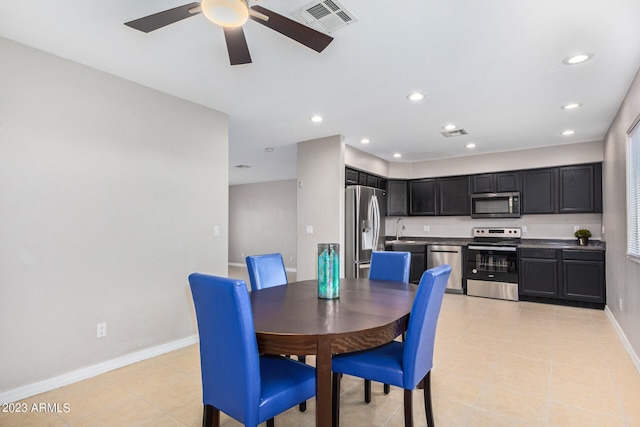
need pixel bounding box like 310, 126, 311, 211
372, 194, 380, 251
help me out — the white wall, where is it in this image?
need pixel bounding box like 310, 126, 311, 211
0, 38, 229, 393
229, 180, 297, 268
603, 67, 640, 361
345, 145, 389, 177
296, 136, 345, 280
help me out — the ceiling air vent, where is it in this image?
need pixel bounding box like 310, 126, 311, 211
292, 0, 358, 33
440, 129, 469, 138
234, 164, 252, 169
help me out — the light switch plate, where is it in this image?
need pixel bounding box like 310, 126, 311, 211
306, 225, 313, 235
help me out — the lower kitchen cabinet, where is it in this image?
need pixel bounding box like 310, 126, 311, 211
519, 248, 559, 297
519, 247, 605, 308
391, 243, 426, 284
561, 250, 605, 302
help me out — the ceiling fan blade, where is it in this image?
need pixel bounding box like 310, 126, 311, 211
223, 27, 252, 65
249, 5, 333, 53
124, 2, 201, 33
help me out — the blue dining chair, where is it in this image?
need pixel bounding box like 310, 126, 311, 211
188, 273, 316, 427
369, 251, 411, 283
332, 264, 452, 427
245, 253, 288, 291
245, 253, 308, 412
365, 250, 412, 400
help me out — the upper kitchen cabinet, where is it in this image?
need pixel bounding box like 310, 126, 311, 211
472, 172, 521, 194
438, 175, 470, 215
558, 164, 602, 213
387, 180, 408, 216
345, 168, 359, 186
345, 167, 387, 190
522, 168, 557, 214
409, 178, 437, 215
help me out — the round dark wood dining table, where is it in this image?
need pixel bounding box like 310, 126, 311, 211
249, 278, 417, 427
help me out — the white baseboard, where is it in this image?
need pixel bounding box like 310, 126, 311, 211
0, 335, 198, 404
605, 306, 640, 374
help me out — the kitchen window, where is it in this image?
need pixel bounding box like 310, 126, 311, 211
628, 116, 640, 261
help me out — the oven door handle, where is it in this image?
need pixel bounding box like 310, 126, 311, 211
468, 245, 517, 252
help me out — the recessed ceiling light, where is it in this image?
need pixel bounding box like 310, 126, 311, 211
407, 92, 424, 101
443, 124, 457, 131
310, 115, 323, 123
563, 53, 593, 65
265, 147, 274, 152
466, 143, 476, 149
562, 130, 576, 136
360, 138, 370, 144
561, 103, 582, 110
393, 153, 402, 158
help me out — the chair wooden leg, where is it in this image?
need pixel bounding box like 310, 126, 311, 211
202, 404, 219, 427
403, 389, 414, 427
384, 383, 390, 394
423, 371, 435, 427
364, 379, 372, 403
298, 355, 307, 411
332, 372, 341, 427
266, 418, 275, 427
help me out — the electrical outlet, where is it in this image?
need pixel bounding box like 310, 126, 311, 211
306, 225, 313, 235
213, 225, 220, 236
97, 322, 107, 338
522, 226, 528, 233
574, 225, 580, 232
423, 225, 430, 232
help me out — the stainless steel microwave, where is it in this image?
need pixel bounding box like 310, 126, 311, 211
470, 192, 521, 218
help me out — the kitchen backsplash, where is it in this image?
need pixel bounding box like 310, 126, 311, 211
385, 213, 603, 240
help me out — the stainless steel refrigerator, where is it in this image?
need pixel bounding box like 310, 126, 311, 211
345, 185, 387, 278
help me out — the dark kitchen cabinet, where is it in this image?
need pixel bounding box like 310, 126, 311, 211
345, 167, 387, 190
519, 247, 605, 308
345, 168, 359, 186
561, 250, 605, 303
472, 172, 520, 193
522, 168, 557, 214
438, 175, 470, 216
558, 164, 602, 213
387, 180, 408, 216
519, 248, 560, 297
366, 174, 378, 188
409, 178, 437, 215
392, 243, 426, 284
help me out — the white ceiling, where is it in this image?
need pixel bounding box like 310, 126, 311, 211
2, 0, 640, 185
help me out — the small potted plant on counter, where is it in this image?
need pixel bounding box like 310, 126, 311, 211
574, 228, 592, 246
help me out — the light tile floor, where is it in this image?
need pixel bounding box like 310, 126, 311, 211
2, 267, 639, 426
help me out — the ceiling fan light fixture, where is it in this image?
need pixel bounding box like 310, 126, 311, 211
201, 0, 249, 27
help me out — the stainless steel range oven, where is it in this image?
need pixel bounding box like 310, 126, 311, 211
466, 227, 520, 301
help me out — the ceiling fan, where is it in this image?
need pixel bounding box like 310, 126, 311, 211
124, 0, 334, 65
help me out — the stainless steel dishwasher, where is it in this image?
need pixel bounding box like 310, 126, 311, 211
427, 245, 463, 293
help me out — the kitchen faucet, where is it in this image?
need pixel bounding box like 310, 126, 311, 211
395, 217, 405, 240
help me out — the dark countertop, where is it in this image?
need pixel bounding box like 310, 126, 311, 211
385, 237, 605, 250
